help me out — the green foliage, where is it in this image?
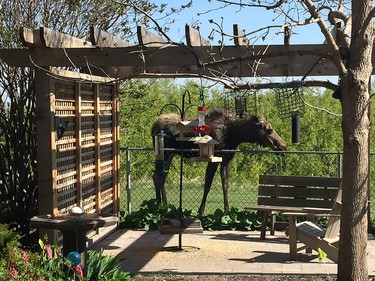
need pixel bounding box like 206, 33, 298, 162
0, 224, 20, 254
198, 208, 262, 231
317, 247, 328, 263
86, 250, 130, 281
121, 200, 261, 231
121, 199, 192, 231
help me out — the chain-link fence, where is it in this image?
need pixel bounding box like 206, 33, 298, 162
119, 148, 375, 223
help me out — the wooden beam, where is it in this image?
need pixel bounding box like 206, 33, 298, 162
39, 26, 92, 48
0, 44, 346, 77
233, 24, 249, 46
0, 44, 332, 64
50, 68, 115, 82
137, 26, 167, 47
90, 27, 130, 47
185, 25, 210, 46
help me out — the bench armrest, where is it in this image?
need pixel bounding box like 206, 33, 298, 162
282, 212, 340, 218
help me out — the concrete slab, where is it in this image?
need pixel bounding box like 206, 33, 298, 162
91, 229, 375, 278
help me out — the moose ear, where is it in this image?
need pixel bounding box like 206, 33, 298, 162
251, 116, 261, 124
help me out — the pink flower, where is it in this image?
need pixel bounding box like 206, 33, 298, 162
22, 250, 30, 265
39, 277, 46, 281
73, 265, 83, 277
11, 267, 18, 278
44, 245, 52, 260
30, 278, 33, 281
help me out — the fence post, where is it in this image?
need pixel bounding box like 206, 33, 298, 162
338, 151, 343, 178
126, 148, 132, 213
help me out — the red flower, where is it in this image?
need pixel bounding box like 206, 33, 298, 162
11, 268, 18, 278
22, 250, 30, 265
44, 245, 52, 260
74, 265, 83, 277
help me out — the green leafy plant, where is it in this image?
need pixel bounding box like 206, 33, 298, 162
317, 247, 328, 263
121, 200, 262, 231
0, 224, 20, 254
198, 208, 261, 231
121, 199, 192, 231
86, 249, 130, 281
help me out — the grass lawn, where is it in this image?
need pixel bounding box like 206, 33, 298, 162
120, 178, 258, 215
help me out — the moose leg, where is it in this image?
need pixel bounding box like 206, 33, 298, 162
198, 162, 219, 216
152, 164, 165, 203
152, 154, 173, 204
220, 162, 230, 213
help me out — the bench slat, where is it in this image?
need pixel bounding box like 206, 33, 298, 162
259, 175, 341, 187
258, 186, 338, 199
258, 197, 336, 208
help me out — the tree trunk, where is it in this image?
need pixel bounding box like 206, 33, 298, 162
338, 77, 370, 281
337, 2, 373, 280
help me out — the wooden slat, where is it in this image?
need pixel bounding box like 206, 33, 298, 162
50, 68, 115, 83
259, 175, 342, 187
39, 26, 92, 48
137, 26, 167, 47
185, 25, 210, 46
258, 186, 338, 199
113, 85, 120, 214
90, 27, 130, 47
258, 198, 335, 209
233, 24, 249, 46
76, 82, 83, 208
94, 84, 101, 212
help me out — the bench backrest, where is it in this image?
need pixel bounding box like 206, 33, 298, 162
324, 183, 342, 239
258, 175, 342, 209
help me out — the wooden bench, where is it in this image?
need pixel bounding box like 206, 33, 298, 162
245, 175, 342, 240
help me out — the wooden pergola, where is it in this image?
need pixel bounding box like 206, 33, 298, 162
0, 24, 347, 244
0, 25, 346, 85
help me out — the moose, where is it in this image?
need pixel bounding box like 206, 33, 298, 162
151, 108, 287, 215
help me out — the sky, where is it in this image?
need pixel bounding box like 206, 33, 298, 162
151, 0, 327, 46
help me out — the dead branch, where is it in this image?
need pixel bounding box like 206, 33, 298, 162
231, 79, 337, 91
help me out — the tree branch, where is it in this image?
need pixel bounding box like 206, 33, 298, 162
301, 0, 347, 77
232, 79, 337, 91
214, 0, 286, 10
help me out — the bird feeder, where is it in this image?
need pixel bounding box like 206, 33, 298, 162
192, 135, 222, 162
154, 129, 166, 173
224, 90, 258, 118
175, 120, 198, 142
193, 105, 211, 135
154, 129, 166, 160
274, 81, 305, 144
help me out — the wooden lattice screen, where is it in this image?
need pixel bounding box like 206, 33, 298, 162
35, 69, 119, 244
